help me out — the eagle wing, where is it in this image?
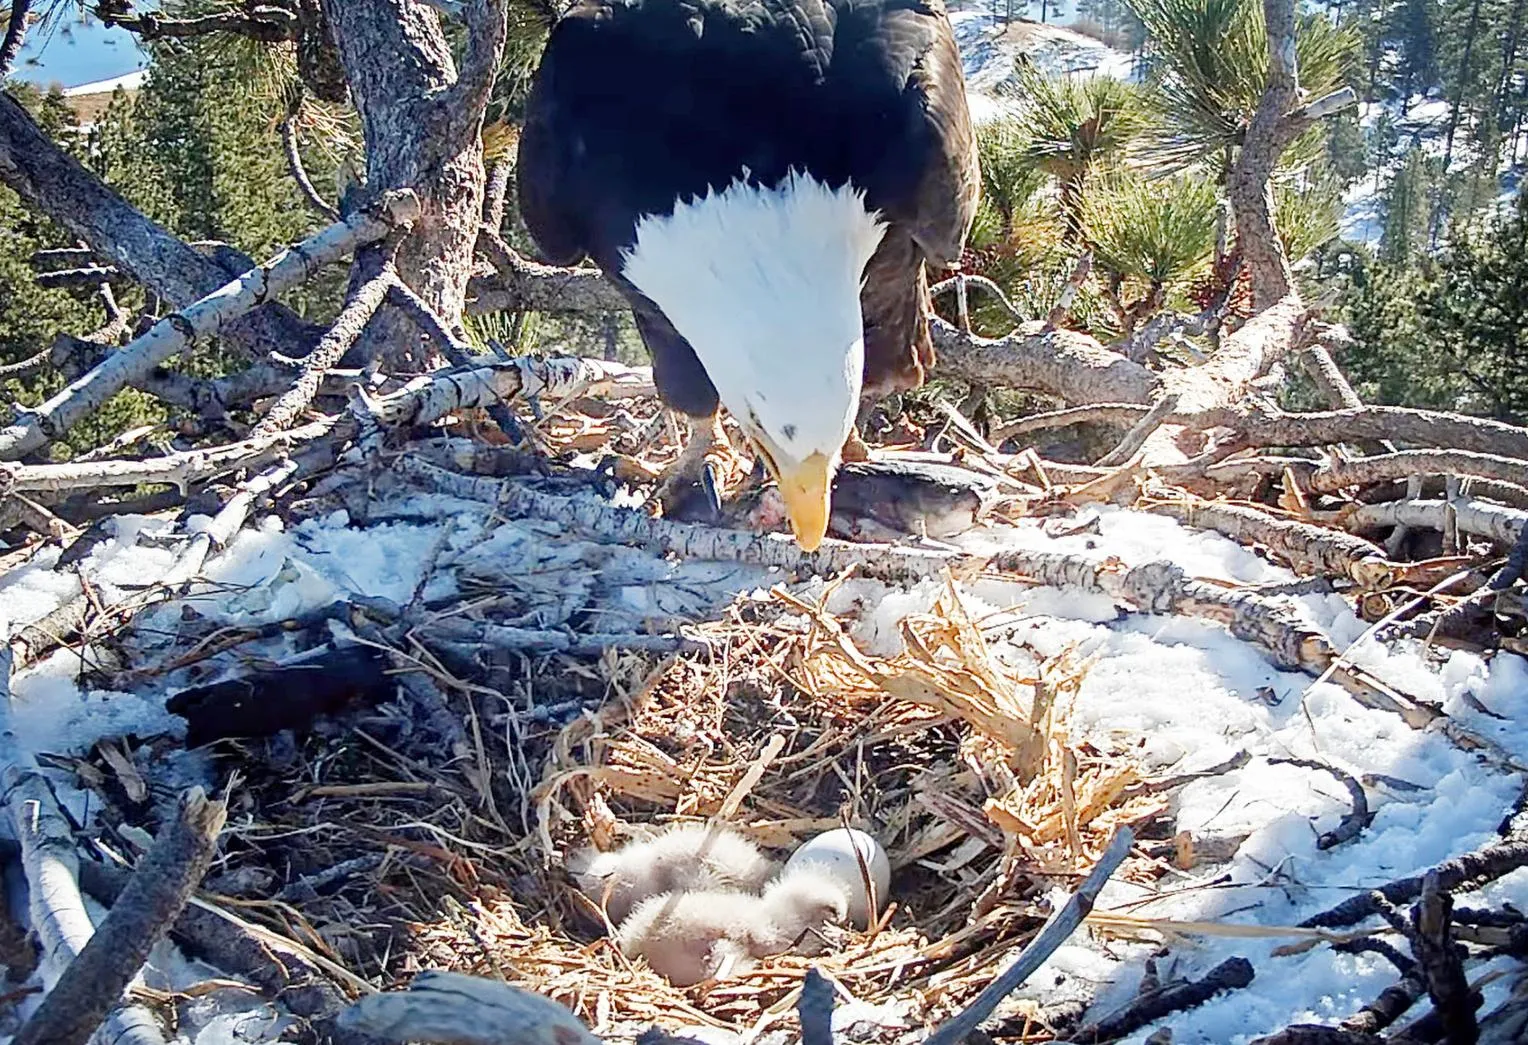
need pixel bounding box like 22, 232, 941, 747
875, 0, 980, 270
515, 9, 593, 267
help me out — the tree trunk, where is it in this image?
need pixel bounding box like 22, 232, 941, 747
1493, 0, 1525, 153
320, 0, 505, 368
1442, 0, 1484, 173
1226, 0, 1300, 310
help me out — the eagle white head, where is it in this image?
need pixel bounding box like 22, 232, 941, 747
620, 169, 888, 551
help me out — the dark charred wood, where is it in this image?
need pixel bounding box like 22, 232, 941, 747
1300, 842, 1528, 930
165, 642, 394, 748
1061, 957, 1256, 1043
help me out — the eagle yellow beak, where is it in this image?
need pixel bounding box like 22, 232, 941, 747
776, 451, 833, 551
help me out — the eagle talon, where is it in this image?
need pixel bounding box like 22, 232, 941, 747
701, 461, 725, 519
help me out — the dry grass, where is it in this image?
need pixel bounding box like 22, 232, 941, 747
187, 571, 1169, 1041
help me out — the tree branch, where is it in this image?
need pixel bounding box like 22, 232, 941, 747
0, 92, 320, 359
93, 2, 298, 43
443, 0, 508, 142
12, 788, 226, 1045
281, 94, 341, 223
0, 0, 32, 79
0, 190, 419, 460
1226, 0, 1301, 308
252, 260, 394, 436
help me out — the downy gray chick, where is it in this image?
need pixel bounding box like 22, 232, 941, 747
568, 823, 778, 925
615, 867, 851, 986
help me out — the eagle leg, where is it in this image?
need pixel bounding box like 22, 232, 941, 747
841, 426, 872, 464
650, 411, 731, 517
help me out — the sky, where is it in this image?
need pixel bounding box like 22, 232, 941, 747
11, 9, 147, 91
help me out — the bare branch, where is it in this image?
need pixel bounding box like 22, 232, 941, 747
0, 0, 33, 79
991, 403, 1152, 444
1227, 0, 1300, 307
922, 828, 1135, 1045
252, 262, 394, 436
93, 2, 298, 43
0, 92, 321, 359
1146, 497, 1392, 585
13, 789, 226, 1045
1345, 498, 1526, 547
280, 96, 341, 223
0, 190, 420, 460
1227, 407, 1528, 459
1306, 450, 1528, 494
1, 766, 169, 1045
1, 419, 333, 495
444, 0, 509, 140
1097, 393, 1181, 467
473, 230, 631, 315
930, 317, 1158, 406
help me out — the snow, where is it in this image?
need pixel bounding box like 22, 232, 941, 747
949, 8, 1140, 123
60, 70, 147, 97
3, 491, 1526, 1043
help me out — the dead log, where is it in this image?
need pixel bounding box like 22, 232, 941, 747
1344, 499, 1525, 547
1145, 498, 1393, 586
1228, 408, 1528, 459
0, 419, 334, 496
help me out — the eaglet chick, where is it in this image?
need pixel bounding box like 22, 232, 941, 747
615, 867, 852, 986
568, 823, 779, 925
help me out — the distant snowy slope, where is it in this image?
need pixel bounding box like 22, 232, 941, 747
950, 8, 1139, 123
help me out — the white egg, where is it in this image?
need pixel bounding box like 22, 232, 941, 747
783, 827, 890, 929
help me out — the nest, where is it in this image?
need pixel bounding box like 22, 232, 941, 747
177, 567, 1174, 1044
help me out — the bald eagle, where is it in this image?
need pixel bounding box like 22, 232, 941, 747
516, 0, 980, 550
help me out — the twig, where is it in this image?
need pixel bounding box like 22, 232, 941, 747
1300, 842, 1528, 930
1268, 758, 1372, 849
13, 789, 226, 1045
0, 191, 420, 460
280, 92, 341, 223
1045, 251, 1093, 330
920, 827, 1134, 1045
1096, 393, 1180, 467
990, 403, 1152, 445
1063, 956, 1256, 1043
930, 273, 1026, 326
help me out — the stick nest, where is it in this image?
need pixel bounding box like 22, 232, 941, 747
175, 571, 1170, 1043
